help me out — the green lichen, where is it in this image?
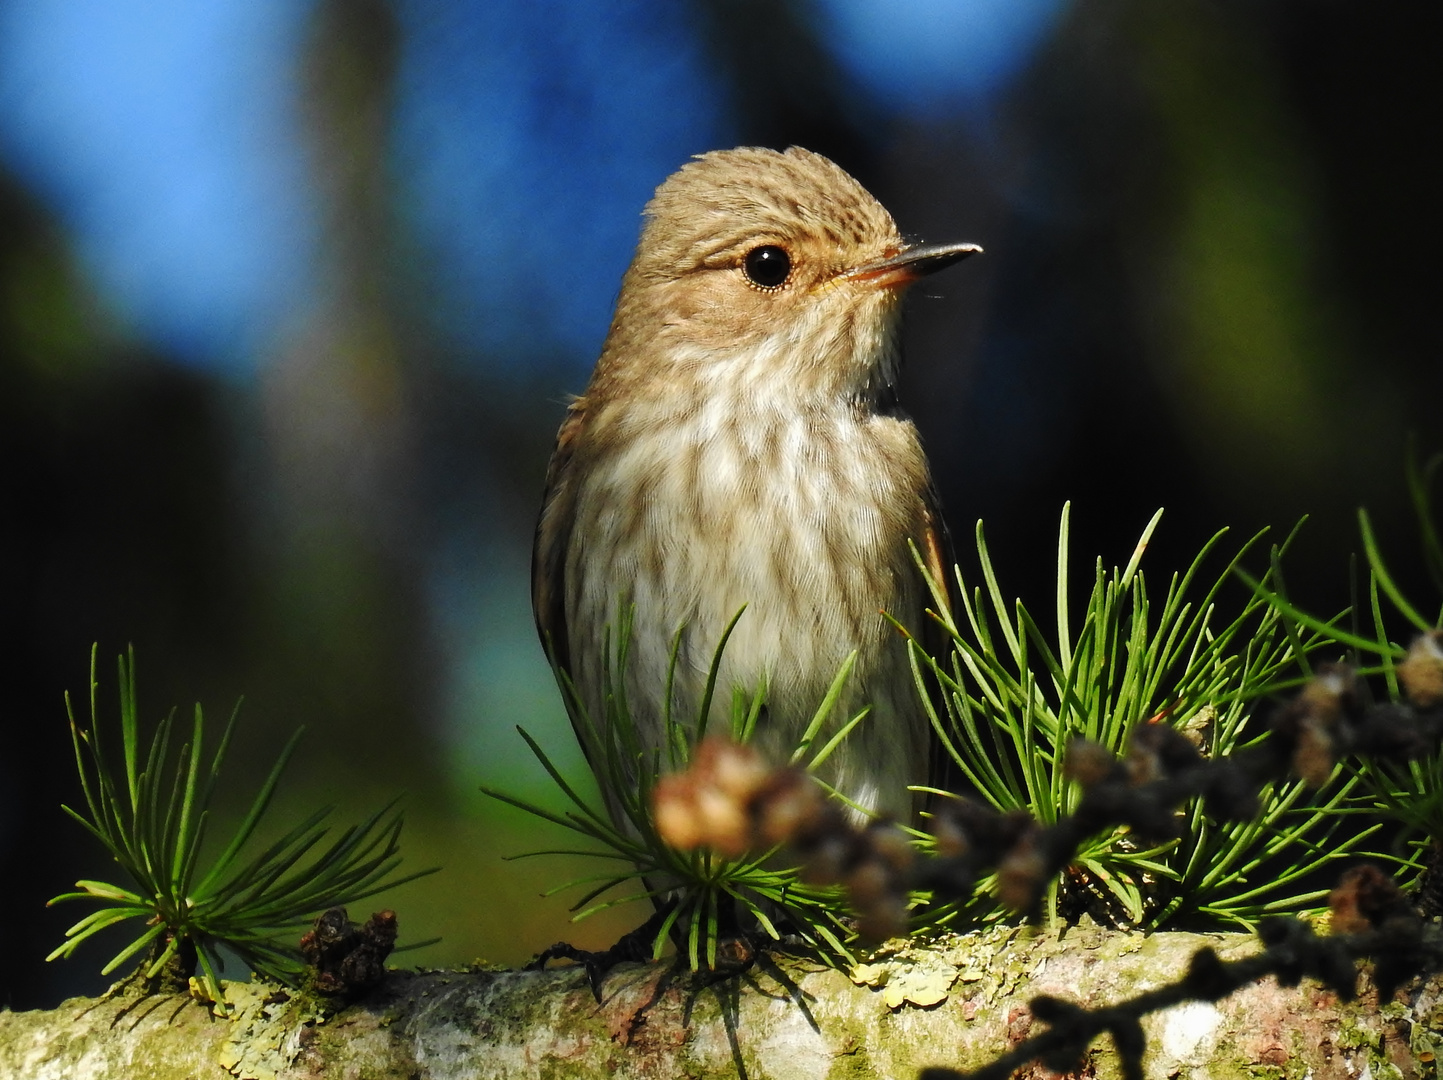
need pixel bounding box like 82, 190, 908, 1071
2, 930, 1436, 1080
1244, 1066, 1286, 1080
1335, 1013, 1380, 1053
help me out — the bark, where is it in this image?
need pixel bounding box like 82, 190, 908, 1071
1, 924, 1437, 1080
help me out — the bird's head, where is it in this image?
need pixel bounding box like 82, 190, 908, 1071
592, 146, 979, 402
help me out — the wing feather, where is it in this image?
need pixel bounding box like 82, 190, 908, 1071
532, 398, 588, 678
916, 480, 961, 799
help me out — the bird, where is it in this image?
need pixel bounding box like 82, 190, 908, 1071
533, 145, 978, 829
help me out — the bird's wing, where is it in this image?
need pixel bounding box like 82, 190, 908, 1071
917, 480, 956, 626
917, 479, 962, 799
532, 398, 588, 678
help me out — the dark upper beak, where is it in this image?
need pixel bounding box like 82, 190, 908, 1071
845, 240, 983, 286
856, 240, 982, 278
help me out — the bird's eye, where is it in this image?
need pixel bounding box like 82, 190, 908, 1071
743, 245, 792, 289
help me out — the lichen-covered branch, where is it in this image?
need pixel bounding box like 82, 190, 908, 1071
2, 926, 1438, 1080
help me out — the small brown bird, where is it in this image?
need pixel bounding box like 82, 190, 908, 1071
533, 146, 978, 825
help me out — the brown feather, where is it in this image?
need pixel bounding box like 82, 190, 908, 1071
917, 480, 961, 798
531, 398, 588, 677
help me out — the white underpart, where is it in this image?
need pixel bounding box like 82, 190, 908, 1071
565, 317, 929, 821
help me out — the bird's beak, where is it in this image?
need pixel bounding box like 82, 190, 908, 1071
845, 241, 982, 290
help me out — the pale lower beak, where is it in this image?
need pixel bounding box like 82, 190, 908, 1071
846, 241, 982, 288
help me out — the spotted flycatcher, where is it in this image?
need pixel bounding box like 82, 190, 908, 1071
533, 146, 978, 825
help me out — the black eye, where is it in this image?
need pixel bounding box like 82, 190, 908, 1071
743, 245, 791, 289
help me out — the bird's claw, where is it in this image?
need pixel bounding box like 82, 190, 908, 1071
527, 902, 677, 1001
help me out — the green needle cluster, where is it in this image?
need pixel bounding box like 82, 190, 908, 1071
48, 647, 434, 1007
1250, 449, 1443, 893
486, 609, 858, 972
908, 504, 1380, 929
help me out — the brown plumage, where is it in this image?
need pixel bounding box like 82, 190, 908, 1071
533, 146, 978, 824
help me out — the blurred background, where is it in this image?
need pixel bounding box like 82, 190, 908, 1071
2, 0, 1439, 1008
